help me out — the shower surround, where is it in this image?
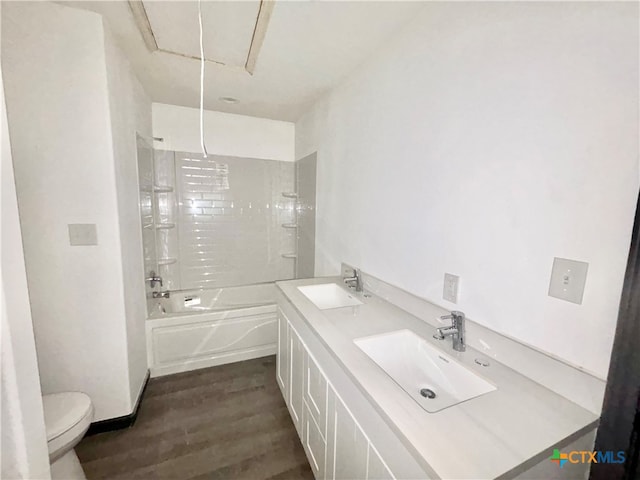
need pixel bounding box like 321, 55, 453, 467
145, 150, 296, 376
153, 150, 296, 291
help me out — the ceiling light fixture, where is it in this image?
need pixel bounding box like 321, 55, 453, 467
219, 96, 239, 104
198, 0, 209, 158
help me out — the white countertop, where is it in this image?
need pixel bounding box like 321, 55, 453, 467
277, 277, 599, 479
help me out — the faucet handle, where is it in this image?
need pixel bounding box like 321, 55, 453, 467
441, 311, 465, 321
145, 271, 163, 288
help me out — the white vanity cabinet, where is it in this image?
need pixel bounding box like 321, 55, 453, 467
277, 304, 399, 480
277, 283, 600, 480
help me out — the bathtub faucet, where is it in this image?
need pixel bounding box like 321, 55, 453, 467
152, 291, 170, 299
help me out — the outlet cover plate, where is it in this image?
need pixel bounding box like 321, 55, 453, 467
443, 273, 459, 303
548, 257, 588, 305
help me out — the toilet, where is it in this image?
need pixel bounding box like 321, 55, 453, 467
43, 392, 94, 480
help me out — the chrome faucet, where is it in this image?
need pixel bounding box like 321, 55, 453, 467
433, 311, 466, 352
343, 266, 363, 292
145, 271, 163, 288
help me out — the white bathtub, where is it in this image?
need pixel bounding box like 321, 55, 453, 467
146, 283, 278, 377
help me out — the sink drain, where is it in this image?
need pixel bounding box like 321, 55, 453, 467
420, 388, 436, 399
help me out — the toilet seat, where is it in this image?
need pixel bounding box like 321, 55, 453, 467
43, 392, 93, 461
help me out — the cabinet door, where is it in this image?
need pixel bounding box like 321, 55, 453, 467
326, 388, 337, 479
332, 394, 369, 480
303, 402, 327, 479
276, 308, 289, 398
289, 323, 305, 436
305, 351, 328, 438
367, 445, 394, 480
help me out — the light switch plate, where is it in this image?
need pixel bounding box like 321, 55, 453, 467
443, 273, 459, 303
548, 257, 588, 305
68, 224, 98, 246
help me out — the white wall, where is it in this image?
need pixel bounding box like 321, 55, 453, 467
104, 25, 151, 411
1, 57, 51, 480
2, 1, 150, 420
296, 2, 639, 379
153, 103, 295, 161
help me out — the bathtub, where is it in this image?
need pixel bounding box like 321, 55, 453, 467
146, 283, 278, 377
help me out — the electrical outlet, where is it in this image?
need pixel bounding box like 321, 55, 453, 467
443, 273, 459, 303
548, 257, 589, 305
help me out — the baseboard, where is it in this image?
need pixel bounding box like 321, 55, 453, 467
86, 370, 150, 436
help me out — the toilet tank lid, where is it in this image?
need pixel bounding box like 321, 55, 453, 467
42, 392, 92, 441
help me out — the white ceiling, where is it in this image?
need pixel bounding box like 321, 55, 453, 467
61, 1, 425, 121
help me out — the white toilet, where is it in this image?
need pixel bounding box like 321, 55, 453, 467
43, 392, 94, 480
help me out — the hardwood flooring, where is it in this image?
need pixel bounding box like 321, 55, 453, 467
77, 356, 313, 480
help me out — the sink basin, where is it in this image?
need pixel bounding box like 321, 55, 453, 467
297, 283, 363, 310
354, 330, 496, 412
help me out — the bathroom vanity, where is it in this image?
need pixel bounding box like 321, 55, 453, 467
276, 275, 602, 480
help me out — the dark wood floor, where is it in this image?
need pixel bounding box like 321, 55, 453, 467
77, 356, 313, 480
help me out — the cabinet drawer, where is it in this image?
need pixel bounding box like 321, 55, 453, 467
304, 402, 326, 480
305, 351, 328, 438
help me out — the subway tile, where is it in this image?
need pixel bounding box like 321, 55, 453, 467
190, 200, 214, 208
161, 154, 296, 289
202, 193, 226, 201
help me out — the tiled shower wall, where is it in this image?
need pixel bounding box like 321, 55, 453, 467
153, 150, 296, 290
